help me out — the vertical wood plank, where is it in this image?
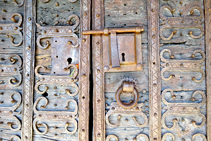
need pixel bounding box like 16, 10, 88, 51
92, 0, 105, 141
79, 0, 91, 140
205, 0, 211, 140
147, 0, 161, 141
22, 0, 35, 140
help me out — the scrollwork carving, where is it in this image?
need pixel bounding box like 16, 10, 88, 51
192, 133, 207, 141
159, 4, 204, 40
13, 0, 24, 7
34, 64, 78, 95
0, 91, 22, 131
106, 135, 118, 141
0, 13, 23, 46
105, 102, 148, 128
36, 14, 79, 50
162, 133, 175, 141
33, 97, 78, 135
161, 89, 206, 130
160, 49, 205, 83
0, 54, 23, 87
136, 134, 149, 141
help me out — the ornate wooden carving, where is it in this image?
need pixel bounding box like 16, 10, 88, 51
0, 0, 211, 140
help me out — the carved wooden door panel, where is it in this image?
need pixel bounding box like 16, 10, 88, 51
91, 0, 211, 141
0, 0, 90, 140
0, 0, 211, 141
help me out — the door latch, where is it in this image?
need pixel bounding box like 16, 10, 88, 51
83, 27, 144, 72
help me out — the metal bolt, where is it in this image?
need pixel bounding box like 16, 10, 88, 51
2, 9, 7, 12
172, 95, 176, 99
0, 27, 2, 30
96, 14, 100, 17
191, 97, 195, 101
55, 2, 59, 6
11, 17, 16, 22
12, 78, 18, 83
171, 9, 176, 13
82, 38, 86, 42
142, 89, 147, 93
11, 100, 16, 103
173, 118, 178, 122
170, 55, 175, 59
190, 10, 194, 15
10, 58, 16, 63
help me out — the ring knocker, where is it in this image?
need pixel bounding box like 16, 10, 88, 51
115, 81, 139, 109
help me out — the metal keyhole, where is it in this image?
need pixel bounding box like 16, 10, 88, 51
122, 53, 125, 61
67, 58, 72, 64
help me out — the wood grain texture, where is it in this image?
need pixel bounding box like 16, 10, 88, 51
22, 0, 35, 140
92, 0, 105, 140
78, 0, 91, 140
204, 0, 211, 140
0, 1, 24, 141
148, 0, 161, 141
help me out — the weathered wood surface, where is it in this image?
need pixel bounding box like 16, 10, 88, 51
160, 0, 207, 140
33, 0, 82, 140
0, 1, 24, 140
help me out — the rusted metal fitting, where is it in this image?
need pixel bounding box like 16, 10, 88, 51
122, 81, 135, 92
116, 80, 138, 109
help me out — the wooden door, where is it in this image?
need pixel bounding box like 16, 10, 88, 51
0, 0, 211, 141
91, 0, 211, 141
0, 0, 90, 140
